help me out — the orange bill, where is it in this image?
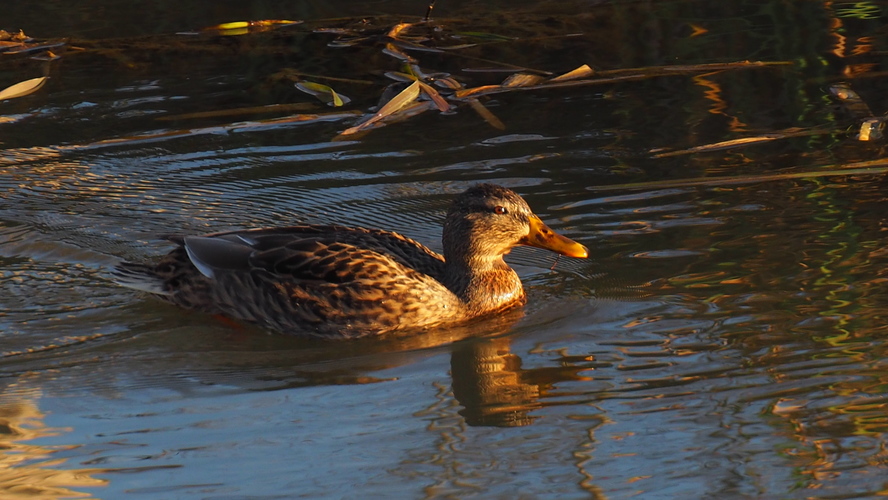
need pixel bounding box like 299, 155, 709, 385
518, 215, 588, 258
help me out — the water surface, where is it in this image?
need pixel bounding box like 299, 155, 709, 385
2, 1, 888, 498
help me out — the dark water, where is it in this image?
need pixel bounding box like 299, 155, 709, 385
2, 1, 888, 498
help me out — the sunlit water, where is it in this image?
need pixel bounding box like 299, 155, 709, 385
2, 1, 888, 498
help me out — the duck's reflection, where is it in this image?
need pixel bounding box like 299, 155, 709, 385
450, 336, 540, 427
115, 303, 558, 427
283, 308, 550, 427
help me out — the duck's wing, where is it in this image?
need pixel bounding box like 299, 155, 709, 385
170, 225, 446, 282
167, 225, 456, 336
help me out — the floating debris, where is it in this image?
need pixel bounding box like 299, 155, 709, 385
296, 81, 351, 107
0, 76, 48, 100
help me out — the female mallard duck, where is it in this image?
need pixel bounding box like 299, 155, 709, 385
113, 184, 587, 338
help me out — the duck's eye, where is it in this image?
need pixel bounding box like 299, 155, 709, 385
493, 206, 508, 215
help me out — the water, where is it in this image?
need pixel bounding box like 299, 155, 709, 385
2, 0, 888, 498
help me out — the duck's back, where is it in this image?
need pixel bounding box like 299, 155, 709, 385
114, 225, 465, 338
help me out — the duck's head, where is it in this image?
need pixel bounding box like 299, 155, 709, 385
442, 184, 588, 266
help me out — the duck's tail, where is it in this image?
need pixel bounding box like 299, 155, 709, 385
111, 262, 172, 296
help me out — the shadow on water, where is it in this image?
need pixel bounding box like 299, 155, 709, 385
2, 0, 888, 498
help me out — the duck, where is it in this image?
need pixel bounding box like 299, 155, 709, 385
112, 184, 588, 339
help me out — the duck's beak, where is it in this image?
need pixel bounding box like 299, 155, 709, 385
518, 214, 588, 258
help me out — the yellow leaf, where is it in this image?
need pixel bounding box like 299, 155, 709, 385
295, 81, 351, 107
858, 118, 884, 141
338, 101, 433, 137
215, 21, 250, 30
330, 89, 344, 107
298, 81, 330, 92
339, 81, 423, 136
0, 76, 48, 100
549, 64, 595, 83
387, 23, 413, 39
202, 20, 301, 35
374, 80, 421, 119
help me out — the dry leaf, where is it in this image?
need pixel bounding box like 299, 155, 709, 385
340, 81, 422, 135
434, 77, 463, 90
502, 73, 547, 88
387, 23, 414, 39
338, 101, 433, 137
0, 76, 48, 100
454, 85, 506, 99
549, 64, 595, 83
418, 82, 450, 112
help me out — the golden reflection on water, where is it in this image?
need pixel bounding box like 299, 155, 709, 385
451, 337, 541, 427
0, 383, 106, 499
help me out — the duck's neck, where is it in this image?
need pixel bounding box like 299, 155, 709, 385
442, 255, 526, 315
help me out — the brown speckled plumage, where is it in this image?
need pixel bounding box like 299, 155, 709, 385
113, 184, 588, 339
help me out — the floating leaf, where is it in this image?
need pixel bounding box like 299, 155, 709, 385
453, 61, 789, 101
340, 81, 422, 136
454, 85, 506, 99
296, 81, 350, 107
549, 64, 595, 83
387, 23, 414, 39
216, 21, 250, 30
338, 101, 434, 138
858, 118, 884, 141
653, 136, 777, 157
0, 76, 47, 100
0, 29, 29, 42
382, 43, 416, 63
434, 77, 463, 90
375, 81, 421, 115
502, 73, 547, 88
418, 82, 450, 112
200, 19, 301, 36
30, 49, 62, 61
651, 126, 832, 158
